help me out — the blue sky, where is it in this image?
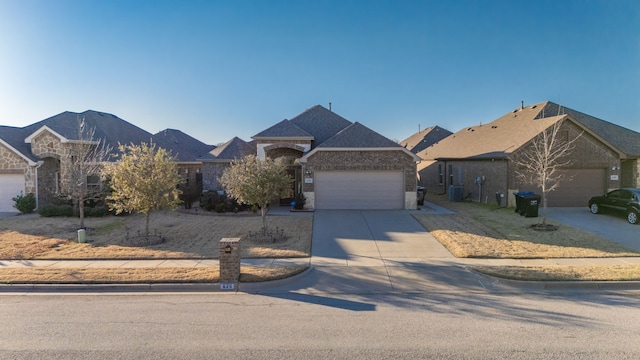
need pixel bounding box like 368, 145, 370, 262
1, 0, 638, 145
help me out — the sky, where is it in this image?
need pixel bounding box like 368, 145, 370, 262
1, 0, 638, 146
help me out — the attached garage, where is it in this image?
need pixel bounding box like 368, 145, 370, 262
524, 168, 606, 207
0, 174, 24, 212
314, 171, 404, 209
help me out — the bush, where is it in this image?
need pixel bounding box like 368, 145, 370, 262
38, 204, 74, 217
200, 191, 249, 213
86, 206, 109, 217
293, 193, 306, 210
215, 203, 226, 213
12, 193, 36, 214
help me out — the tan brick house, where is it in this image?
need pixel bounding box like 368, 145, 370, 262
416, 101, 640, 207
252, 105, 420, 209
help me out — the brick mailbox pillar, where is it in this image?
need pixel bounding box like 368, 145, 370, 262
219, 238, 240, 290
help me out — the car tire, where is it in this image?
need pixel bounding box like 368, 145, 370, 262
590, 203, 600, 214
628, 210, 639, 225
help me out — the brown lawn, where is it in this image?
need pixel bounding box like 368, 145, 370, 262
0, 210, 312, 260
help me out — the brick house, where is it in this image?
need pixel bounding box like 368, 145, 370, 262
416, 101, 640, 207
252, 105, 420, 209
0, 110, 214, 212
198, 137, 256, 192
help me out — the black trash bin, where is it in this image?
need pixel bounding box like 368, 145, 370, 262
514, 192, 540, 217
513, 191, 533, 214
417, 186, 425, 206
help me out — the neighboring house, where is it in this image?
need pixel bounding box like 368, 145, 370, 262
252, 105, 420, 209
0, 110, 212, 212
199, 136, 256, 192
399, 125, 453, 154
416, 101, 640, 207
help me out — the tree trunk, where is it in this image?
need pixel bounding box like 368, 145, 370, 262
261, 203, 268, 235
79, 200, 85, 229
145, 212, 150, 237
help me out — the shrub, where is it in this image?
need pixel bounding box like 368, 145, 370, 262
293, 193, 306, 210
12, 193, 36, 214
215, 203, 226, 213
86, 206, 109, 217
38, 204, 74, 217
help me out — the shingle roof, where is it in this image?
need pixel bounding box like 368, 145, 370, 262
542, 102, 640, 156
287, 105, 352, 147
416, 102, 564, 161
416, 101, 640, 166
152, 129, 215, 162
252, 119, 313, 139
399, 126, 453, 154
318, 122, 403, 148
200, 137, 255, 161
0, 110, 213, 163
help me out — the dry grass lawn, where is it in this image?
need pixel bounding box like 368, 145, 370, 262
0, 265, 307, 284
474, 265, 640, 281
0, 210, 312, 260
414, 196, 639, 259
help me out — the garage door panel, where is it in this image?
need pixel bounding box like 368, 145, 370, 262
315, 171, 403, 210
523, 169, 605, 207
0, 174, 25, 212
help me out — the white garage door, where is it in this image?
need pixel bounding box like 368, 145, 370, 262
315, 171, 404, 209
0, 174, 25, 212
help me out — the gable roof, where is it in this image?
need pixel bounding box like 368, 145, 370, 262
152, 129, 215, 162
416, 102, 566, 161
0, 110, 213, 163
200, 137, 255, 162
541, 102, 640, 157
252, 119, 313, 139
416, 101, 640, 164
400, 125, 453, 154
288, 105, 352, 147
318, 122, 404, 148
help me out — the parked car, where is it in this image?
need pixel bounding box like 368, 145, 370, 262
588, 188, 640, 225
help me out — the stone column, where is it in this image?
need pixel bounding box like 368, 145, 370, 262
219, 238, 240, 290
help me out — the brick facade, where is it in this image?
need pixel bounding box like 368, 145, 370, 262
201, 162, 230, 191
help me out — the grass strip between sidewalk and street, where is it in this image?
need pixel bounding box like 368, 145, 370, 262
0, 265, 308, 284
472, 264, 640, 282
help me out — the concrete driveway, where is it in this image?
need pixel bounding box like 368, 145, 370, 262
545, 207, 640, 251
294, 209, 507, 294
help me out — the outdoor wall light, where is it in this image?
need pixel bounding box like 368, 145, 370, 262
305, 170, 313, 177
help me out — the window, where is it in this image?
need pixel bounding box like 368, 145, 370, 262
448, 164, 453, 185
438, 164, 443, 184
87, 175, 100, 192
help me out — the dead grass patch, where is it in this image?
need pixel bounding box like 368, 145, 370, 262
0, 210, 312, 260
0, 265, 308, 284
473, 265, 640, 281
414, 196, 639, 259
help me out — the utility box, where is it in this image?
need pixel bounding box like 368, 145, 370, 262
219, 238, 241, 290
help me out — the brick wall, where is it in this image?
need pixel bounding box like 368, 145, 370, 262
201, 162, 230, 191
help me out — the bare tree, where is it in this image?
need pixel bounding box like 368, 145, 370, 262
59, 118, 112, 229
511, 119, 582, 226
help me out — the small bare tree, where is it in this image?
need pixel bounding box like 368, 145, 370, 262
59, 118, 112, 229
512, 119, 582, 227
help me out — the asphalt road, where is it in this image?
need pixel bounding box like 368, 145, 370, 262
1, 289, 639, 359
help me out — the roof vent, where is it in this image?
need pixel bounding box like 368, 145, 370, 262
491, 125, 498, 129
531, 105, 537, 109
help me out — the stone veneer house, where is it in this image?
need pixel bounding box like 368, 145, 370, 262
416, 101, 640, 207
252, 105, 420, 209
0, 110, 214, 212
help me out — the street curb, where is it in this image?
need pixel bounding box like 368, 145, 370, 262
0, 265, 315, 294
492, 277, 640, 291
